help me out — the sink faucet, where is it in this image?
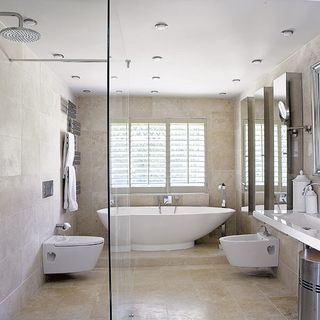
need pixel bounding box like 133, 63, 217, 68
218, 183, 226, 208
258, 225, 271, 236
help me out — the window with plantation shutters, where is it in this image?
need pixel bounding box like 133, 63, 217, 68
274, 124, 287, 189
243, 122, 287, 189
110, 120, 206, 191
110, 123, 130, 188
255, 123, 265, 186
170, 122, 205, 187
130, 123, 166, 187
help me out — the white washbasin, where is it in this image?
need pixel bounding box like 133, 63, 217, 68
284, 212, 320, 231
253, 210, 320, 250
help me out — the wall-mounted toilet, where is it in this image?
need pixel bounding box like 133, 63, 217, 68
220, 232, 279, 267
43, 235, 104, 274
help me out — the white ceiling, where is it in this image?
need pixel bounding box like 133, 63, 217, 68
1, 0, 320, 97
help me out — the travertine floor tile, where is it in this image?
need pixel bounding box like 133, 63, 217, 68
12, 244, 297, 320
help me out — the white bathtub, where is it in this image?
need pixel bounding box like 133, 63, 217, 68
97, 206, 235, 251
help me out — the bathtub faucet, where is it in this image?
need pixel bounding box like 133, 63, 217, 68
158, 195, 173, 214
218, 183, 226, 208
158, 196, 162, 214
164, 195, 173, 205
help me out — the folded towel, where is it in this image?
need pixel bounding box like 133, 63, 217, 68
63, 132, 78, 212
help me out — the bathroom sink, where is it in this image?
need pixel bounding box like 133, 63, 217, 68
253, 210, 320, 251
284, 213, 320, 231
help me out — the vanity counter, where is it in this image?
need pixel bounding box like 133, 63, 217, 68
254, 210, 320, 251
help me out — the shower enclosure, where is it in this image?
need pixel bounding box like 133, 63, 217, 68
108, 0, 134, 318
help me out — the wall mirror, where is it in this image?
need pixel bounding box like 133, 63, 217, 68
312, 63, 320, 175
240, 97, 255, 213
254, 87, 274, 210
273, 72, 303, 210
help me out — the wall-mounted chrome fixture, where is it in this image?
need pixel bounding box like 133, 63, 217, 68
218, 183, 226, 208
0, 12, 40, 42
278, 100, 290, 122
288, 125, 312, 137
56, 222, 71, 231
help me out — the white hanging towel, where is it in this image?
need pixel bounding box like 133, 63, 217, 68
63, 132, 78, 212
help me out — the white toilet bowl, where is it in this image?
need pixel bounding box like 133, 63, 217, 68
43, 236, 104, 274
219, 233, 279, 267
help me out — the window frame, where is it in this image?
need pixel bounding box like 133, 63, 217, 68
110, 118, 207, 194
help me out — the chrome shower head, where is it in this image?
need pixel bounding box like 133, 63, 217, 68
0, 12, 40, 43
0, 27, 40, 42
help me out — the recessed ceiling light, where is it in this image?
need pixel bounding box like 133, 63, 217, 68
232, 78, 241, 82
111, 76, 118, 79
83, 89, 91, 93
155, 22, 168, 30
71, 75, 80, 80
152, 56, 163, 61
52, 53, 64, 59
116, 90, 123, 94
23, 18, 38, 26
251, 59, 262, 64
281, 29, 294, 37
152, 76, 161, 80
219, 92, 227, 95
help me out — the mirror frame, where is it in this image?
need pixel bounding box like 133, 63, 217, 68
312, 62, 320, 175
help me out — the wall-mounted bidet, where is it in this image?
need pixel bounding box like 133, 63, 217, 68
43, 224, 104, 274
219, 226, 279, 267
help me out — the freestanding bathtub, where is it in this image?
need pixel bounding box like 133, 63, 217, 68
97, 206, 235, 251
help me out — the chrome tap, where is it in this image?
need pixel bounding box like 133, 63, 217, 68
158, 195, 173, 214
56, 222, 71, 231
163, 195, 173, 205
158, 196, 162, 214
258, 225, 271, 236
218, 183, 226, 208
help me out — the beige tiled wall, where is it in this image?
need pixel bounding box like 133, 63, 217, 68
235, 34, 320, 294
77, 96, 237, 237
76, 96, 108, 237
0, 39, 75, 319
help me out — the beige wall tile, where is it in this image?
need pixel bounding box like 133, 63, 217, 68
0, 37, 74, 316
0, 136, 21, 176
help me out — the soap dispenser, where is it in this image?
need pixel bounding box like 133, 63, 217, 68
293, 170, 310, 212
304, 185, 318, 214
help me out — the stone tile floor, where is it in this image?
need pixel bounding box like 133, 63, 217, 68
12, 244, 298, 320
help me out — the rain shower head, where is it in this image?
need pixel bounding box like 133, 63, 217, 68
0, 12, 40, 43
0, 27, 40, 42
